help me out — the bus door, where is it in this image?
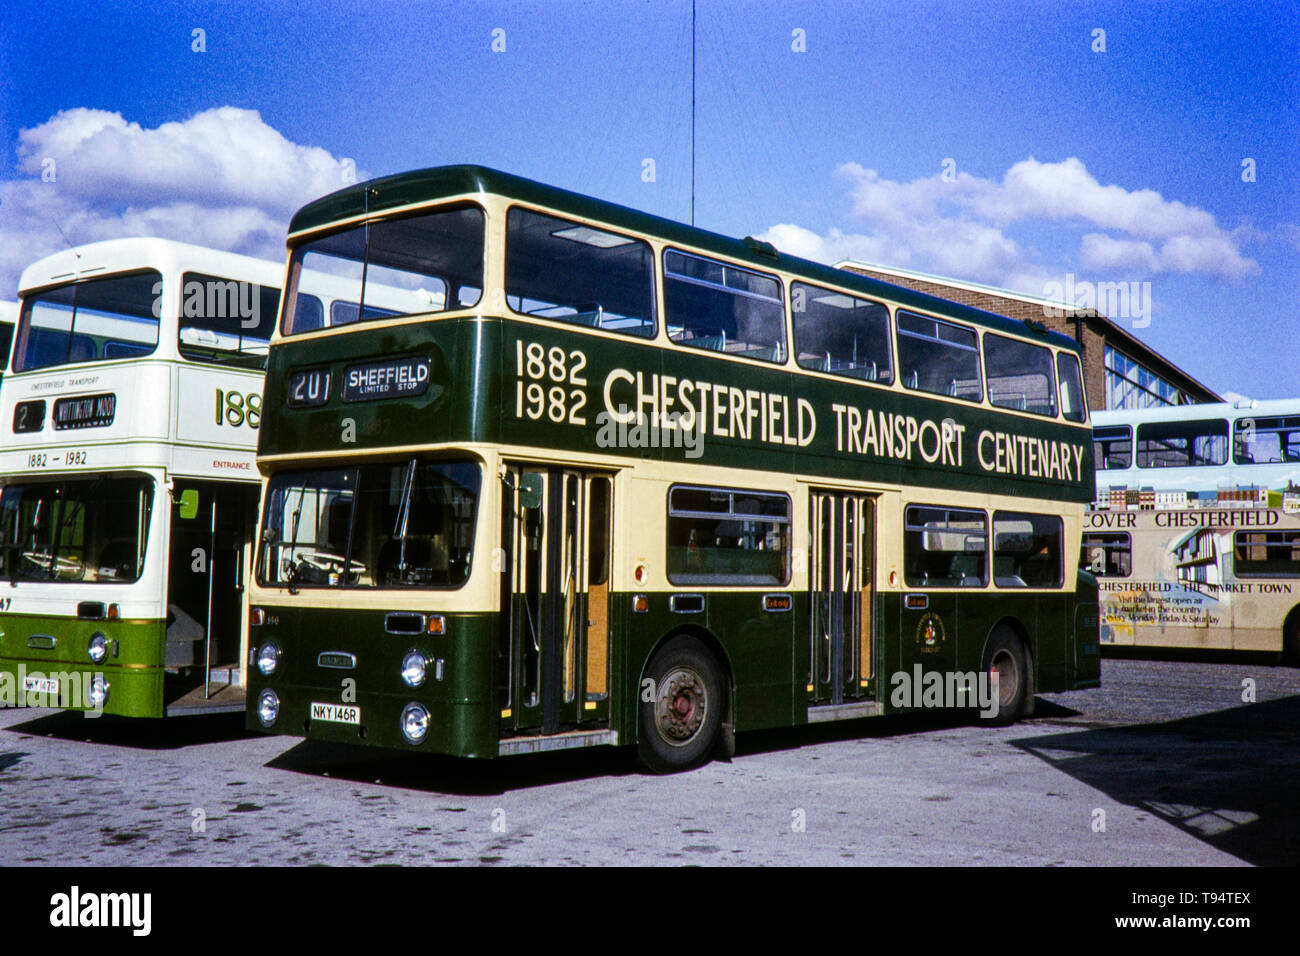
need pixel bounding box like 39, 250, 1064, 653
165, 480, 257, 709
499, 466, 613, 736
809, 491, 876, 704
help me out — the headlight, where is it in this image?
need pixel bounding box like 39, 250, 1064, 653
88, 676, 109, 707
257, 688, 279, 727
256, 641, 280, 677
87, 632, 108, 664
401, 702, 430, 743
401, 650, 427, 688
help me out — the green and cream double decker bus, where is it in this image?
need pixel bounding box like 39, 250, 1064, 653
247, 166, 1099, 771
1088, 400, 1300, 662
0, 238, 281, 717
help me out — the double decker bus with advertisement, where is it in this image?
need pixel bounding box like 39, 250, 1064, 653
246, 165, 1100, 771
0, 238, 283, 717
1088, 400, 1300, 662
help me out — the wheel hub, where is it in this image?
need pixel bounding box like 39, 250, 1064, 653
990, 650, 1018, 708
655, 668, 707, 743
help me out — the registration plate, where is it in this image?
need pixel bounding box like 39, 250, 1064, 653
23, 677, 59, 695
310, 702, 360, 725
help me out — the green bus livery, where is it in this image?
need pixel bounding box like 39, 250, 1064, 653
246, 165, 1099, 771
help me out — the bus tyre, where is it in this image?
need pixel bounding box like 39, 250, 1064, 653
1283, 616, 1300, 667
983, 627, 1030, 725
638, 638, 724, 773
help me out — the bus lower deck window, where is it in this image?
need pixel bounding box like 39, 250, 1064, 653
1081, 532, 1131, 578
903, 505, 987, 588
993, 512, 1063, 588
666, 485, 790, 585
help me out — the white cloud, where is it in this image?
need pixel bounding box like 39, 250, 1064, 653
759, 157, 1259, 293
759, 223, 908, 271
1078, 233, 1160, 273
1080, 231, 1256, 279
0, 107, 361, 296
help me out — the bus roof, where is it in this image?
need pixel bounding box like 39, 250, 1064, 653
0, 301, 16, 324
1093, 397, 1300, 427
17, 237, 284, 295
289, 164, 1084, 355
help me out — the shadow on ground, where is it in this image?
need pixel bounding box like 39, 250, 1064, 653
263, 705, 1057, 795
265, 737, 640, 795
1012, 695, 1300, 866
1, 710, 250, 749
0, 751, 30, 773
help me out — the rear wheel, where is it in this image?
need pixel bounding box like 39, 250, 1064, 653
638, 637, 724, 773
983, 627, 1030, 724
1282, 613, 1300, 667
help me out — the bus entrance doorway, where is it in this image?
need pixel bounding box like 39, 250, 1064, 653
809, 490, 877, 708
499, 465, 614, 739
164, 481, 256, 714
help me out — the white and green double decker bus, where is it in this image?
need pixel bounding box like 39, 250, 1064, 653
247, 166, 1100, 771
0, 238, 281, 717
0, 301, 16, 386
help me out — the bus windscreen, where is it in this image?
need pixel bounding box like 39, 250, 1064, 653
0, 477, 154, 583
15, 271, 161, 372
258, 460, 481, 589
281, 206, 485, 336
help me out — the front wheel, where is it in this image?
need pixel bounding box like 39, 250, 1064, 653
638, 638, 724, 773
982, 627, 1030, 724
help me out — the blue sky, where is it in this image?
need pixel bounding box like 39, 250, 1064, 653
1, 0, 1296, 398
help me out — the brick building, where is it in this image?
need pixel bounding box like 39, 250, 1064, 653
835, 261, 1220, 411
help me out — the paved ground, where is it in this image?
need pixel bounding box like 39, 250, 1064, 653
0, 658, 1296, 865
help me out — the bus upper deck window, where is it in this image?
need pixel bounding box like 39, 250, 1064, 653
1056, 352, 1087, 422
1093, 425, 1131, 470
1234, 415, 1300, 465
790, 281, 893, 384
178, 272, 279, 369
505, 208, 656, 338
1136, 419, 1228, 468
663, 250, 786, 363
984, 332, 1057, 417
895, 311, 981, 402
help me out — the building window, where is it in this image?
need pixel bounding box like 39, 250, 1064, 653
1104, 345, 1189, 410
